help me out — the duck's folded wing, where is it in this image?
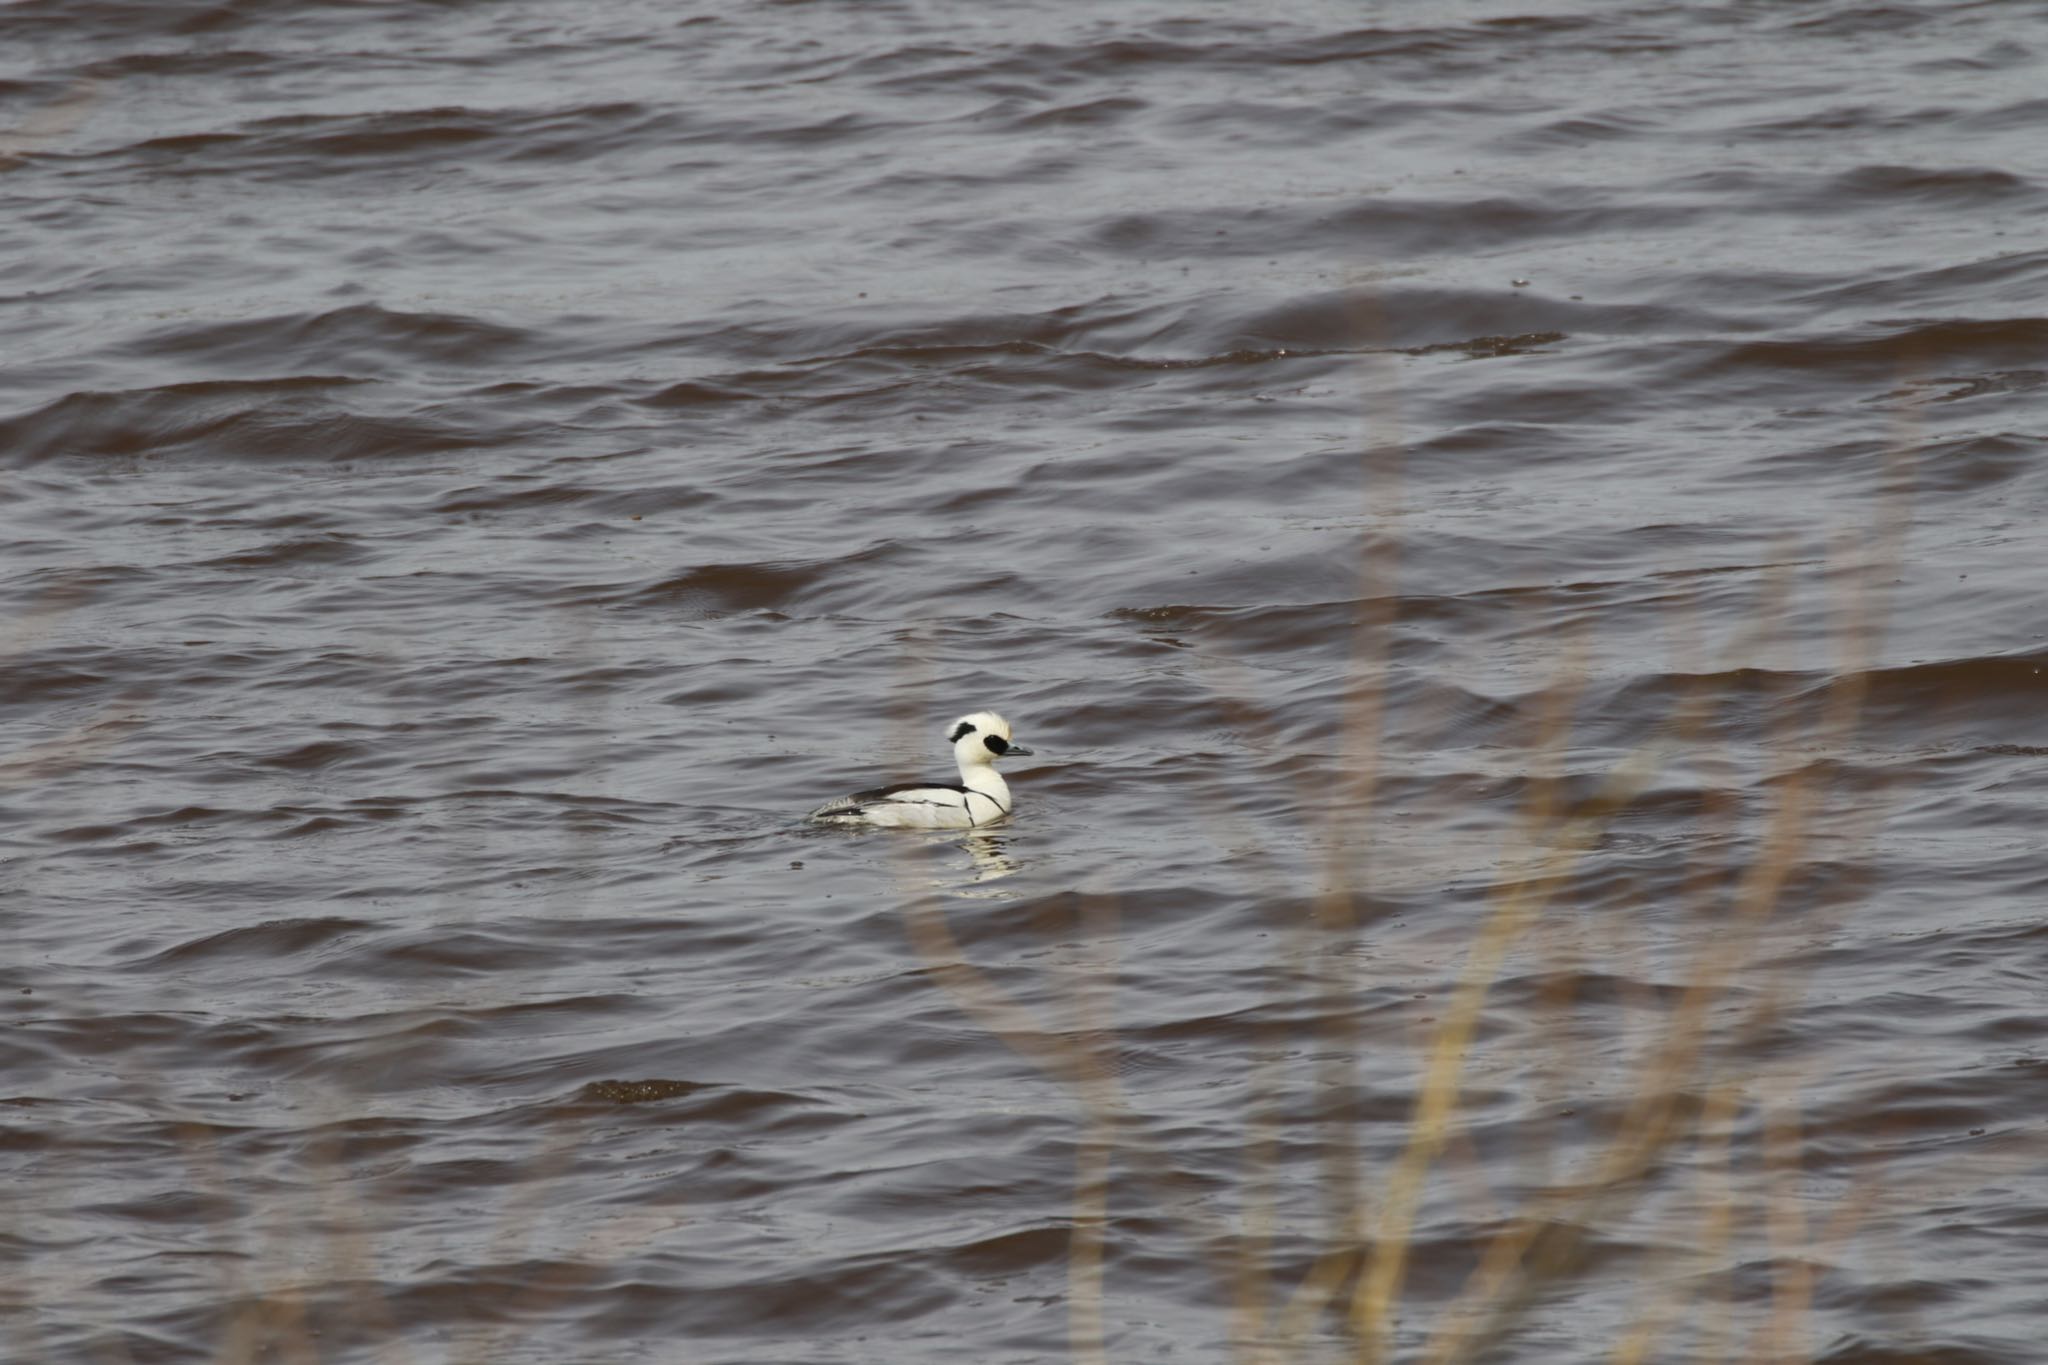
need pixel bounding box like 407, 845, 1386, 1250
811, 782, 967, 819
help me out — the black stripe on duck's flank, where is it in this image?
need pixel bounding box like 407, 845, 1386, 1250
948, 721, 976, 743
983, 734, 1009, 755
848, 781, 968, 803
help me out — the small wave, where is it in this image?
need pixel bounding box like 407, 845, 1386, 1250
122, 303, 533, 374
1685, 316, 2048, 395
131, 915, 372, 968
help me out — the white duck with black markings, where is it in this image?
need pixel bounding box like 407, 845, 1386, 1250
809, 711, 1032, 830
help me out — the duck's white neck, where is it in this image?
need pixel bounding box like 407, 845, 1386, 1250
956, 751, 1011, 810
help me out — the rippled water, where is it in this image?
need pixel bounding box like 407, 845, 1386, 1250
6, 2, 2047, 1361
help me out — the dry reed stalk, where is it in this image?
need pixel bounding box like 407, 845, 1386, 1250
1115, 327, 1922, 1365
1413, 368, 1918, 1363
1222, 286, 1411, 1363
1362, 642, 1670, 1364
443, 607, 696, 1365
879, 660, 1140, 1362
216, 1284, 319, 1365
884, 648, 1407, 1364
1755, 1080, 1813, 1365
1065, 896, 1121, 1365
301, 1126, 421, 1365
1595, 1079, 1743, 1365
1584, 572, 1768, 1363
894, 863, 1136, 1359
1417, 601, 1832, 1362
1182, 648, 1361, 1363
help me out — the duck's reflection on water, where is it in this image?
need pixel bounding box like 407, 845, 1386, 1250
933, 831, 1022, 897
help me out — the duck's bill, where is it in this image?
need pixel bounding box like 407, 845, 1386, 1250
1005, 745, 1034, 757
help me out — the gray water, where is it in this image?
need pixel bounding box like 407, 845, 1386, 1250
5, 2, 2048, 1361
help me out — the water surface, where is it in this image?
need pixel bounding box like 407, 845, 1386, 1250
5, 2, 2047, 1361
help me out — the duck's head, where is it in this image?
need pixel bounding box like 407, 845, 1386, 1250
948, 711, 1032, 766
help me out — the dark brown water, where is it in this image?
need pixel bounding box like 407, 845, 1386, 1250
6, 2, 2047, 1361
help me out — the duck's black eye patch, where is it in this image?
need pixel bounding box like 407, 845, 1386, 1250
984, 735, 1009, 755
948, 722, 975, 743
